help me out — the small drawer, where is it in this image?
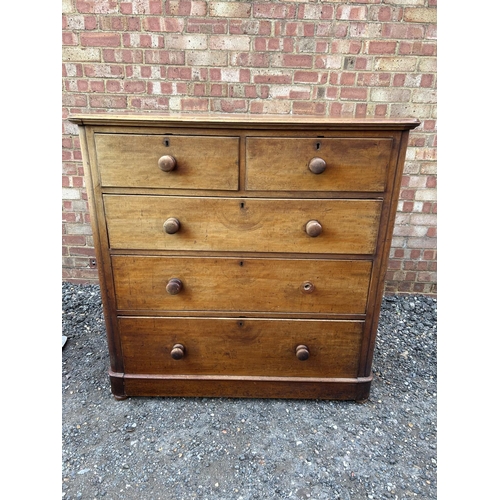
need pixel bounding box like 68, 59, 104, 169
119, 317, 364, 378
246, 137, 393, 192
94, 133, 239, 190
112, 256, 372, 314
104, 195, 382, 255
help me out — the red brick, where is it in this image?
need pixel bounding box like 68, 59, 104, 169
89, 81, 105, 92
124, 81, 146, 93
207, 84, 223, 97
229, 20, 272, 35
81, 33, 121, 47
382, 23, 425, 39
355, 104, 367, 117
167, 67, 192, 80
63, 235, 86, 246
403, 261, 416, 271
337, 6, 367, 21
63, 32, 78, 46
423, 250, 436, 260
375, 104, 387, 116
254, 72, 292, 84
426, 176, 437, 188
357, 73, 391, 87
181, 98, 209, 111
388, 259, 402, 270
216, 99, 247, 113
340, 87, 367, 100
368, 41, 397, 54
145, 50, 184, 65
292, 102, 326, 115
187, 18, 226, 34
129, 97, 170, 109
84, 64, 124, 78
89, 95, 127, 108
68, 245, 97, 257
420, 74, 434, 87
231, 52, 269, 67
340, 72, 356, 85
400, 189, 415, 200
254, 3, 294, 19
283, 54, 313, 68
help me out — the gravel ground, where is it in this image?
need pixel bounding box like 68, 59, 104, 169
62, 282, 437, 500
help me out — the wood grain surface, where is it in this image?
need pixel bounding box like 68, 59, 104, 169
95, 134, 239, 190
104, 195, 382, 255
112, 256, 372, 314
246, 137, 393, 192
119, 316, 364, 378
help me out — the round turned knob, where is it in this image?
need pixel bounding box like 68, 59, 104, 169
171, 343, 185, 360
163, 217, 180, 234
166, 278, 183, 295
296, 345, 310, 361
308, 157, 326, 174
305, 220, 322, 237
158, 155, 177, 172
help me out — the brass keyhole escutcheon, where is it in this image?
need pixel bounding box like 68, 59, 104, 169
301, 281, 315, 294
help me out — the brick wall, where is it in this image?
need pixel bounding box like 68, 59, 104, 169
62, 0, 437, 295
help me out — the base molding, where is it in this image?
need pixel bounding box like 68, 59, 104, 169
109, 371, 373, 401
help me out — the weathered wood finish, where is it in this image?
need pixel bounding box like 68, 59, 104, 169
95, 133, 239, 190
246, 137, 392, 192
70, 113, 420, 401
119, 317, 364, 378
104, 195, 382, 255
112, 256, 372, 314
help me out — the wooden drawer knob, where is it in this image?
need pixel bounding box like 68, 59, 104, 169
296, 345, 310, 361
308, 157, 326, 174
163, 217, 180, 234
166, 278, 183, 295
158, 154, 177, 172
305, 220, 322, 237
171, 343, 185, 360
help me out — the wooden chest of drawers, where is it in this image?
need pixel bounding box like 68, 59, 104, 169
71, 113, 419, 401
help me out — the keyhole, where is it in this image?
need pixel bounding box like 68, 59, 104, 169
316, 142, 321, 150
240, 202, 245, 209
163, 138, 170, 147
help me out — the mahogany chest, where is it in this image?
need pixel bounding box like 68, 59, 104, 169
70, 114, 419, 401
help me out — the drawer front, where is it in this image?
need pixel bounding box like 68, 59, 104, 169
119, 317, 364, 378
246, 137, 393, 192
112, 256, 372, 314
95, 134, 239, 190
104, 195, 382, 255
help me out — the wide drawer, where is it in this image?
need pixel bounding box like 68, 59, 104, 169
112, 256, 372, 314
104, 195, 382, 255
94, 133, 239, 190
119, 317, 364, 378
246, 137, 393, 192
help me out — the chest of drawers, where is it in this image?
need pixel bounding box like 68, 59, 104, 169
70, 113, 419, 401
